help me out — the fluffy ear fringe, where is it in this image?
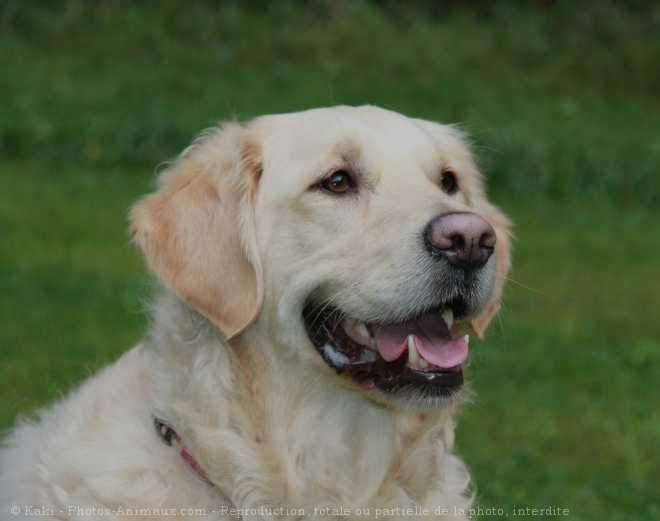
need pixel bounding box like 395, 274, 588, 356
469, 199, 513, 338
129, 124, 264, 339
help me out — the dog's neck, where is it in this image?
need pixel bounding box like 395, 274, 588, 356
147, 294, 470, 510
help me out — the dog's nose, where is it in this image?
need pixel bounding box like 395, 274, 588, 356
426, 212, 496, 270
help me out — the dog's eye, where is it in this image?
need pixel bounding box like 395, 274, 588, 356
319, 171, 353, 195
440, 171, 458, 194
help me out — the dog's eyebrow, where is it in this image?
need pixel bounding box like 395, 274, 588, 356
330, 137, 376, 192
334, 137, 362, 165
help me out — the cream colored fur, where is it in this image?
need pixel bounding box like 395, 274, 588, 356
0, 106, 511, 520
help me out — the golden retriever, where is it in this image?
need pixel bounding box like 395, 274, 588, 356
0, 106, 511, 520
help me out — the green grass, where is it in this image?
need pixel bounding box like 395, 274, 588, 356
0, 162, 150, 417
1, 1, 659, 519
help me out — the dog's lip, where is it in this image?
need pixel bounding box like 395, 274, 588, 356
302, 304, 468, 389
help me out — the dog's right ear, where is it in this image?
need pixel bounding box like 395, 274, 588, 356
130, 123, 264, 339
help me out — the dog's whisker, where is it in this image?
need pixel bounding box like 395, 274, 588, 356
305, 278, 369, 332
495, 273, 543, 294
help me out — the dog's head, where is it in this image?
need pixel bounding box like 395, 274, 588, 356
131, 106, 512, 409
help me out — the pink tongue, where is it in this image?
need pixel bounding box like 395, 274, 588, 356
372, 313, 468, 369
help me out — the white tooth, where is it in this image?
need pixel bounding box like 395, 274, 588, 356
407, 335, 419, 364
464, 334, 470, 346
441, 308, 454, 328
419, 358, 429, 368
355, 321, 370, 338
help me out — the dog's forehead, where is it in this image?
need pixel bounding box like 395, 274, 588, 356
253, 106, 465, 189
257, 106, 437, 154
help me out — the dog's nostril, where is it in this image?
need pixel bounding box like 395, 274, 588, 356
450, 235, 465, 249
479, 227, 497, 249
427, 212, 496, 270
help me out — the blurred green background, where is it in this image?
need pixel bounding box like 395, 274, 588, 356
1, 1, 658, 519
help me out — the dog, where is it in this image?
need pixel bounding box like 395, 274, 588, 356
0, 106, 511, 520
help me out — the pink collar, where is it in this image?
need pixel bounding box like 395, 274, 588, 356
154, 417, 214, 488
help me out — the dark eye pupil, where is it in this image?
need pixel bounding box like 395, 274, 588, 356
333, 174, 348, 188
322, 171, 351, 193
441, 172, 457, 193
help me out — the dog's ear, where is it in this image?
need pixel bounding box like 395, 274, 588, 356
469, 199, 513, 338
130, 124, 263, 339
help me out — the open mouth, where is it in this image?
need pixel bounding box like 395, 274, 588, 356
303, 302, 471, 400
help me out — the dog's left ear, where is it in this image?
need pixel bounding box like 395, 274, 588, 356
470, 199, 513, 338
130, 123, 264, 339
